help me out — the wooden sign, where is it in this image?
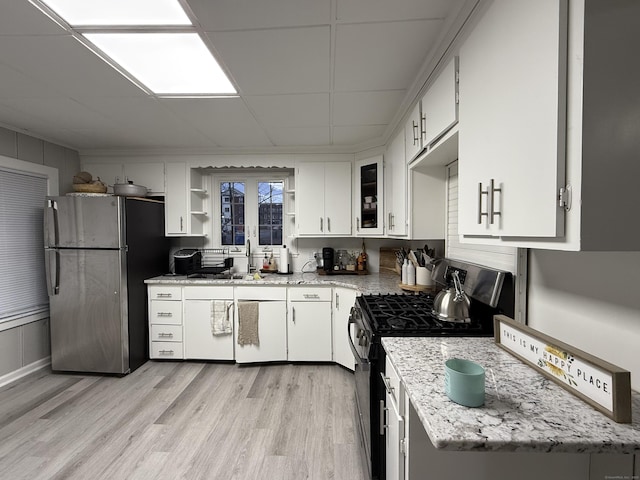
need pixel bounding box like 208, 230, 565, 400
494, 315, 631, 423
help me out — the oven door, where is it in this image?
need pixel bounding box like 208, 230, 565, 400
348, 307, 372, 479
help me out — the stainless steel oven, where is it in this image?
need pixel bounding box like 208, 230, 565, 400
348, 259, 513, 480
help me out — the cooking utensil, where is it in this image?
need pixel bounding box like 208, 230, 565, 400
432, 270, 471, 323
112, 181, 147, 197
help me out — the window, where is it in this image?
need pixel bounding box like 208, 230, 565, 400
216, 175, 285, 248
0, 157, 58, 324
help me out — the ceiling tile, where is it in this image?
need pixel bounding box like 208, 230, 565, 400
0, 0, 67, 35
245, 94, 329, 127
160, 97, 273, 148
333, 125, 386, 145
0, 36, 147, 98
0, 64, 61, 99
264, 126, 331, 146
336, 0, 462, 23
187, 0, 331, 30
334, 20, 442, 92
332, 90, 405, 126
208, 27, 330, 95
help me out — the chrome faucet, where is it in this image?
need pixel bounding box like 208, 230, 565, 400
246, 239, 251, 273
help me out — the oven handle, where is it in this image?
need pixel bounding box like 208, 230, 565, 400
348, 310, 370, 371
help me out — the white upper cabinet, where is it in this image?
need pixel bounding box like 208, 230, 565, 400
458, 0, 568, 238
421, 57, 458, 148
165, 162, 188, 236
385, 131, 408, 237
457, 0, 640, 251
296, 161, 352, 237
354, 155, 384, 237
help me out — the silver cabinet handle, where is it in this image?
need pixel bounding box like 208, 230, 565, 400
158, 350, 174, 355
292, 306, 296, 323
420, 113, 426, 140
336, 293, 340, 309
327, 217, 331, 232
180, 216, 184, 231
320, 217, 323, 232
380, 400, 388, 435
489, 178, 502, 224
157, 312, 173, 317
477, 182, 489, 224
157, 332, 174, 338
303, 293, 320, 299
157, 293, 172, 298
356, 217, 360, 231
380, 373, 395, 395
412, 121, 419, 145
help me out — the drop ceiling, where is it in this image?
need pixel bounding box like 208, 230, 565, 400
0, 0, 468, 153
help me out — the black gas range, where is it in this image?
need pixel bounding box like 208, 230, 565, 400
349, 260, 513, 480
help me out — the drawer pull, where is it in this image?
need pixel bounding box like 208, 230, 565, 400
156, 312, 173, 317
303, 294, 320, 299
156, 293, 173, 298
158, 349, 174, 355
157, 332, 174, 338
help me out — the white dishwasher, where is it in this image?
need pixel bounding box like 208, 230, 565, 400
234, 287, 287, 363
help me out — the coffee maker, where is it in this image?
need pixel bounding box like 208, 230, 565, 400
322, 247, 334, 272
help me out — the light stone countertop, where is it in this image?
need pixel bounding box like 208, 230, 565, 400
145, 271, 407, 295
382, 336, 640, 454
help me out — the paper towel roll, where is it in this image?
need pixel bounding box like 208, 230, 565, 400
279, 245, 289, 273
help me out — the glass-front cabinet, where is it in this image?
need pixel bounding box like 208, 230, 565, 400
354, 155, 384, 237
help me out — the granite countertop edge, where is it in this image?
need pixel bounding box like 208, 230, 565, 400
145, 271, 407, 295
382, 337, 640, 454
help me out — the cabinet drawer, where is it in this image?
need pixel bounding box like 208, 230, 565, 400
235, 287, 287, 301
148, 285, 182, 300
150, 324, 183, 342
384, 356, 403, 411
150, 301, 183, 324
288, 287, 331, 302
184, 286, 234, 300
151, 342, 183, 359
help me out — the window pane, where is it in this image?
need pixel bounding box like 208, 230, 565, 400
258, 181, 284, 245
220, 181, 245, 245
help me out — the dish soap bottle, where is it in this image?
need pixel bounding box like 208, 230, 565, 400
401, 258, 409, 284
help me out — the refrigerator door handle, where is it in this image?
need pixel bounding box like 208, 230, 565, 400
44, 249, 60, 296
44, 199, 60, 247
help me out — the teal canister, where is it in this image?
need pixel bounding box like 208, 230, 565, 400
444, 358, 485, 407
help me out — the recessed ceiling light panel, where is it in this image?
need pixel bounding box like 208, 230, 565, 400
39, 0, 192, 26
84, 33, 237, 95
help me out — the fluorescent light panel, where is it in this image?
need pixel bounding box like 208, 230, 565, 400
39, 0, 192, 26
85, 33, 236, 95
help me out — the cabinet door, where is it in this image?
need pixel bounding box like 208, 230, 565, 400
288, 301, 332, 361
124, 162, 165, 195
458, 0, 567, 237
355, 156, 384, 236
235, 301, 287, 363
404, 104, 423, 163
332, 288, 356, 371
385, 131, 408, 236
422, 57, 458, 147
184, 300, 234, 360
385, 391, 405, 480
165, 162, 188, 235
323, 162, 352, 236
296, 163, 325, 235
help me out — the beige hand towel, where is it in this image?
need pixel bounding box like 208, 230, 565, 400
210, 300, 232, 336
237, 301, 260, 346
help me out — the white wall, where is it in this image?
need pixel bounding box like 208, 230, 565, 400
527, 250, 640, 391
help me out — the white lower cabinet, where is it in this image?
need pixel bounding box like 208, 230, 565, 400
234, 287, 287, 363
332, 287, 356, 371
184, 286, 235, 361
287, 287, 332, 362
148, 286, 184, 360
383, 357, 406, 480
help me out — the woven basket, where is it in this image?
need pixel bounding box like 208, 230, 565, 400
73, 183, 108, 194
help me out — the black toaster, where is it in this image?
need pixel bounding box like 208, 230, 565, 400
174, 249, 202, 275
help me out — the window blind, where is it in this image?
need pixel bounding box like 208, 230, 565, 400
0, 168, 49, 320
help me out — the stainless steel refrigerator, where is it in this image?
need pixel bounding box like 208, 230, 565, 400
44, 195, 169, 374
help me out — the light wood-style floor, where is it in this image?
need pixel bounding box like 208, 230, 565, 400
0, 361, 367, 480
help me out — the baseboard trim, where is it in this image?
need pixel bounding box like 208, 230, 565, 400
0, 357, 51, 388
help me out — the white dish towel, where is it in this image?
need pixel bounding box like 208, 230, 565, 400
210, 300, 232, 336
